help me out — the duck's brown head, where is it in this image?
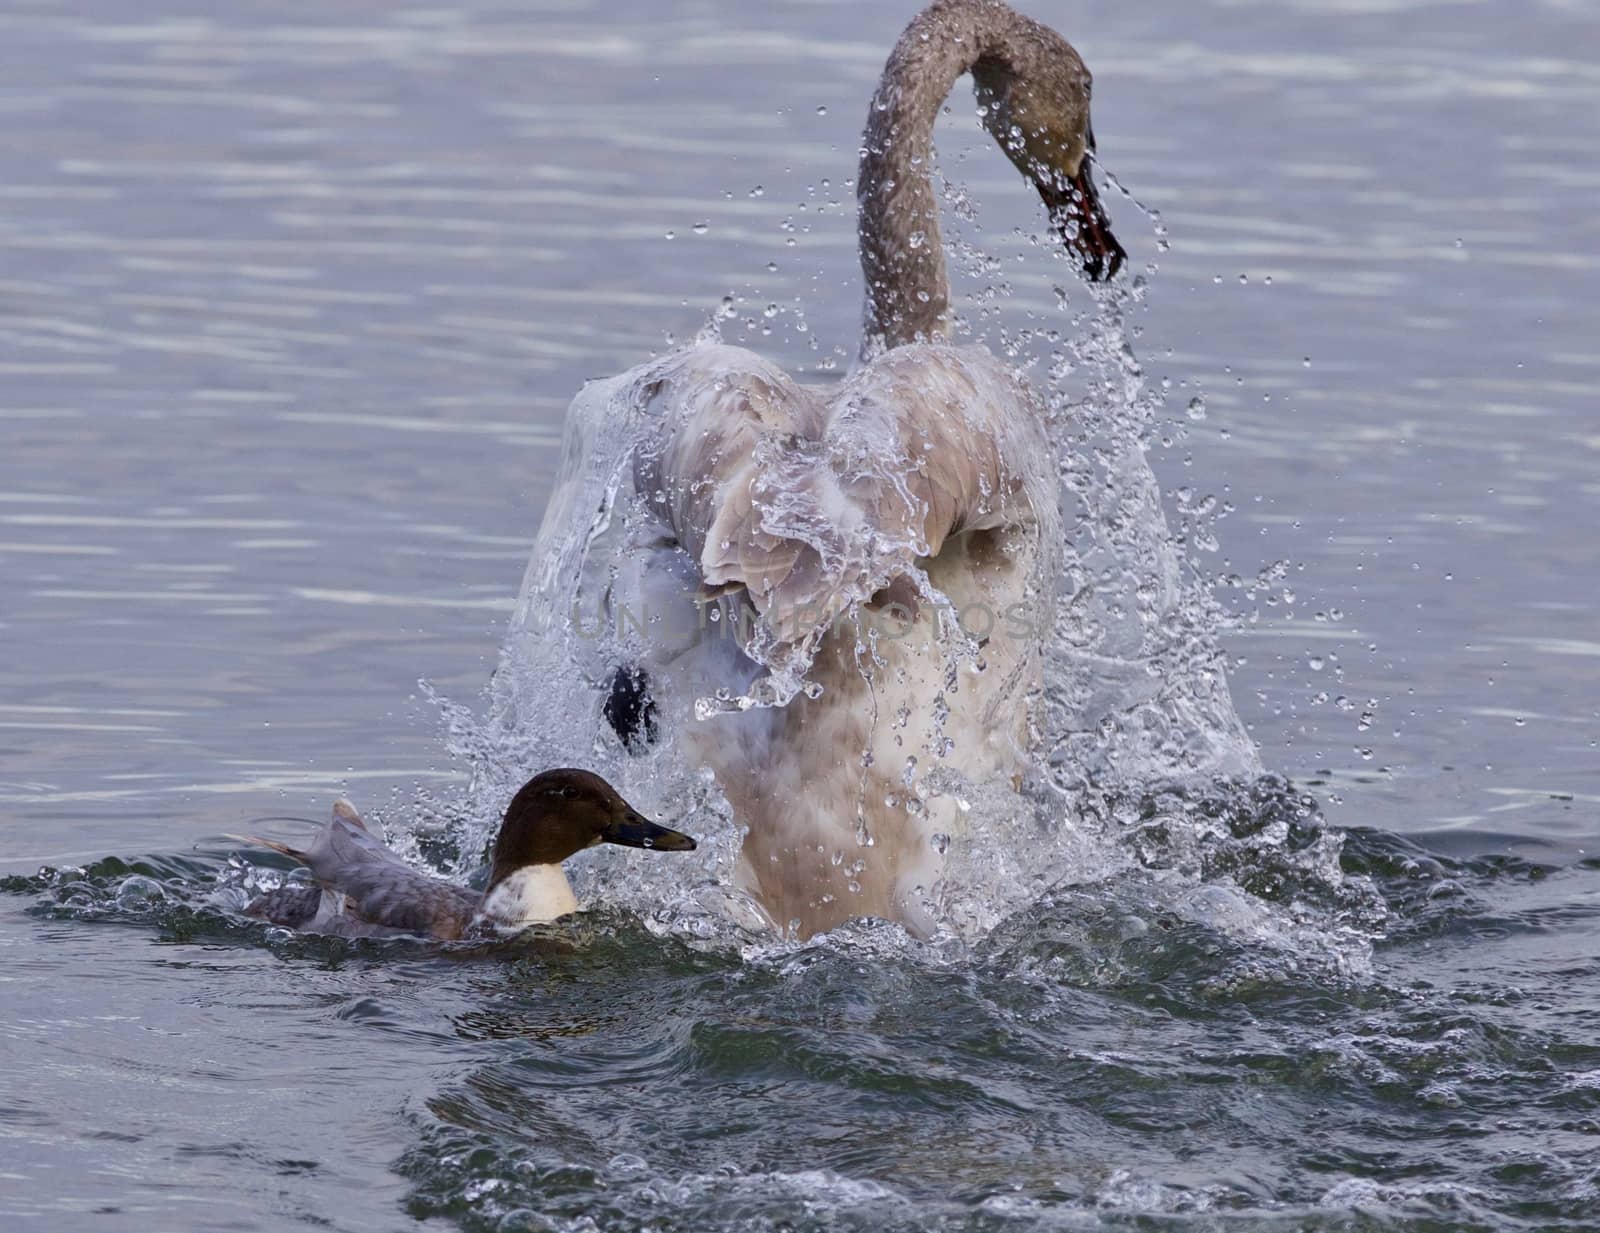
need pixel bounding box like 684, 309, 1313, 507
489, 768, 696, 884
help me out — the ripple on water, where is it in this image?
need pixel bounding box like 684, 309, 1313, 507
6, 807, 1600, 1230
388, 852, 1600, 1232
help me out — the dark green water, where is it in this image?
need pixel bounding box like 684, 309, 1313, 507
3, 0, 1599, 1229
7, 809, 1600, 1230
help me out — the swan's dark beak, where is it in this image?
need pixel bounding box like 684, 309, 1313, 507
602, 811, 698, 852
1042, 135, 1126, 282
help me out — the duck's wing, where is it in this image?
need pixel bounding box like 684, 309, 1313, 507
236, 799, 478, 939
244, 883, 465, 938
631, 343, 1052, 650
236, 797, 406, 877
324, 868, 479, 939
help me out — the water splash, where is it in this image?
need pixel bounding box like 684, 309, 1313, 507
404, 168, 1365, 963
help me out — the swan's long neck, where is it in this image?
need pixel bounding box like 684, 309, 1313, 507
859, 2, 997, 351
857, 0, 1103, 354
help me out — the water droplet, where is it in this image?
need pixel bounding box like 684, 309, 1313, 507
691, 221, 709, 236
1186, 395, 1206, 421
750, 185, 765, 198
116, 875, 165, 908
816, 105, 828, 116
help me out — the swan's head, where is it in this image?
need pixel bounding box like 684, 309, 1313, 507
971, 28, 1126, 282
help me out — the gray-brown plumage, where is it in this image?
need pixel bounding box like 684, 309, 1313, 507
858, 0, 1124, 350
547, 1, 1122, 937
626, 341, 1056, 934
236, 769, 696, 939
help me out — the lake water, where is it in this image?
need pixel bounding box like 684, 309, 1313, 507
3, 0, 1599, 1229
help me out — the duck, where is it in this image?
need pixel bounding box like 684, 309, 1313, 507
235, 768, 697, 939
520, 0, 1126, 938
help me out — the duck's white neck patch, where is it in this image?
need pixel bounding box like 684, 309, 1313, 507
475, 864, 578, 930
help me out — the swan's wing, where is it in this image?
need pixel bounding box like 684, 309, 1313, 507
631, 345, 839, 627
832, 344, 1050, 554
630, 342, 1051, 650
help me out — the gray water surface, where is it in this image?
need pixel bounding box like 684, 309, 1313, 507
3, 1, 1599, 1230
